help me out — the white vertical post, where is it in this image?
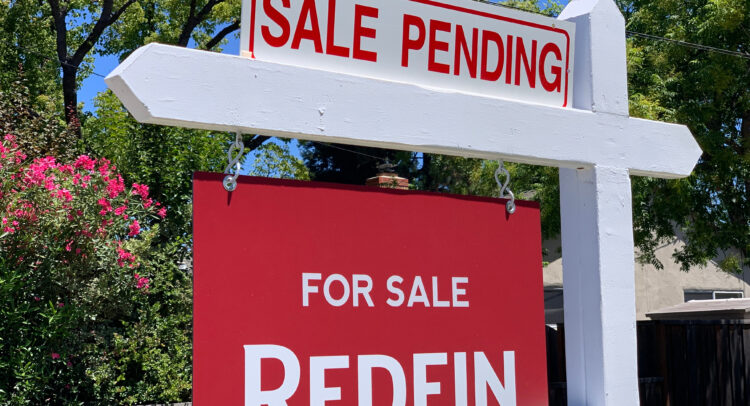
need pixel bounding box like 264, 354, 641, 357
558, 0, 640, 404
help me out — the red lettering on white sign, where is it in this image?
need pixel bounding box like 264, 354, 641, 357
242, 0, 574, 107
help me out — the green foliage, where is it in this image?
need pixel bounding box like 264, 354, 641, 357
0, 0, 60, 101
624, 0, 750, 271
0, 77, 76, 162
101, 0, 241, 55
84, 237, 193, 404
0, 135, 192, 404
248, 140, 310, 180
301, 141, 414, 185
83, 90, 232, 245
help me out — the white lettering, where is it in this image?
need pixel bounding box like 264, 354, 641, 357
386, 275, 405, 307
323, 274, 350, 307
302, 273, 321, 307
244, 344, 300, 406
352, 274, 374, 307
432, 276, 450, 307
474, 351, 516, 406
310, 355, 349, 405
243, 346, 518, 405
452, 277, 470, 307
413, 353, 447, 405
454, 352, 468, 406
357, 355, 407, 406
408, 276, 430, 307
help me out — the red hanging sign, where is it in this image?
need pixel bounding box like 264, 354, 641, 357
193, 173, 548, 405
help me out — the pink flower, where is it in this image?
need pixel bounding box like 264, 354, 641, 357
128, 220, 140, 237
43, 177, 57, 191
65, 240, 73, 252
106, 176, 125, 199
59, 164, 73, 173
4, 134, 16, 142
57, 302, 64, 308
132, 183, 149, 199
134, 273, 150, 289
51, 353, 60, 360
98, 158, 111, 176
157, 207, 167, 218
114, 206, 127, 216
33, 296, 40, 301
56, 189, 73, 202
97, 197, 112, 215
117, 248, 136, 267
73, 155, 96, 171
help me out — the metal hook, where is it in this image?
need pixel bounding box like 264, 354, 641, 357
223, 132, 244, 192
494, 160, 516, 214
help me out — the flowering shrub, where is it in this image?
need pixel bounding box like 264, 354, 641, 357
0, 134, 176, 403
1, 134, 164, 286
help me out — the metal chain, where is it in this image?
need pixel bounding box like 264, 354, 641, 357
495, 160, 516, 214
223, 132, 245, 192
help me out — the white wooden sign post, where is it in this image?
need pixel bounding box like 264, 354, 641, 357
106, 0, 701, 404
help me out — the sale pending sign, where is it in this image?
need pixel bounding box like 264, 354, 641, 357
193, 174, 548, 405
240, 0, 575, 108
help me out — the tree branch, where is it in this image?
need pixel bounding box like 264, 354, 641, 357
71, 0, 137, 66
46, 0, 69, 63
244, 135, 270, 152
177, 0, 225, 47
189, 0, 198, 19
205, 20, 239, 50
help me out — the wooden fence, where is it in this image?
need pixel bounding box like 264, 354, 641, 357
546, 321, 750, 405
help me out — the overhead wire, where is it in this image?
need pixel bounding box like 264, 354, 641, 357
477, 0, 750, 60
625, 31, 750, 60
312, 141, 387, 161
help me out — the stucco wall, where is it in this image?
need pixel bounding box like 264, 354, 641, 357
542, 238, 750, 320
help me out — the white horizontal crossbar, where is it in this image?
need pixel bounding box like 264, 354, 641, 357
106, 44, 701, 179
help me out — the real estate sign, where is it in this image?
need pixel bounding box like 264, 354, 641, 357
240, 0, 575, 107
193, 174, 548, 405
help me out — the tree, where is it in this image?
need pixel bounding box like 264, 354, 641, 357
624, 0, 749, 271
0, 1, 59, 102
248, 140, 311, 180
32, 0, 242, 132
47, 0, 138, 129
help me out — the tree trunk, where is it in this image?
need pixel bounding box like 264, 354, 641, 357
61, 64, 80, 133
422, 154, 434, 191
